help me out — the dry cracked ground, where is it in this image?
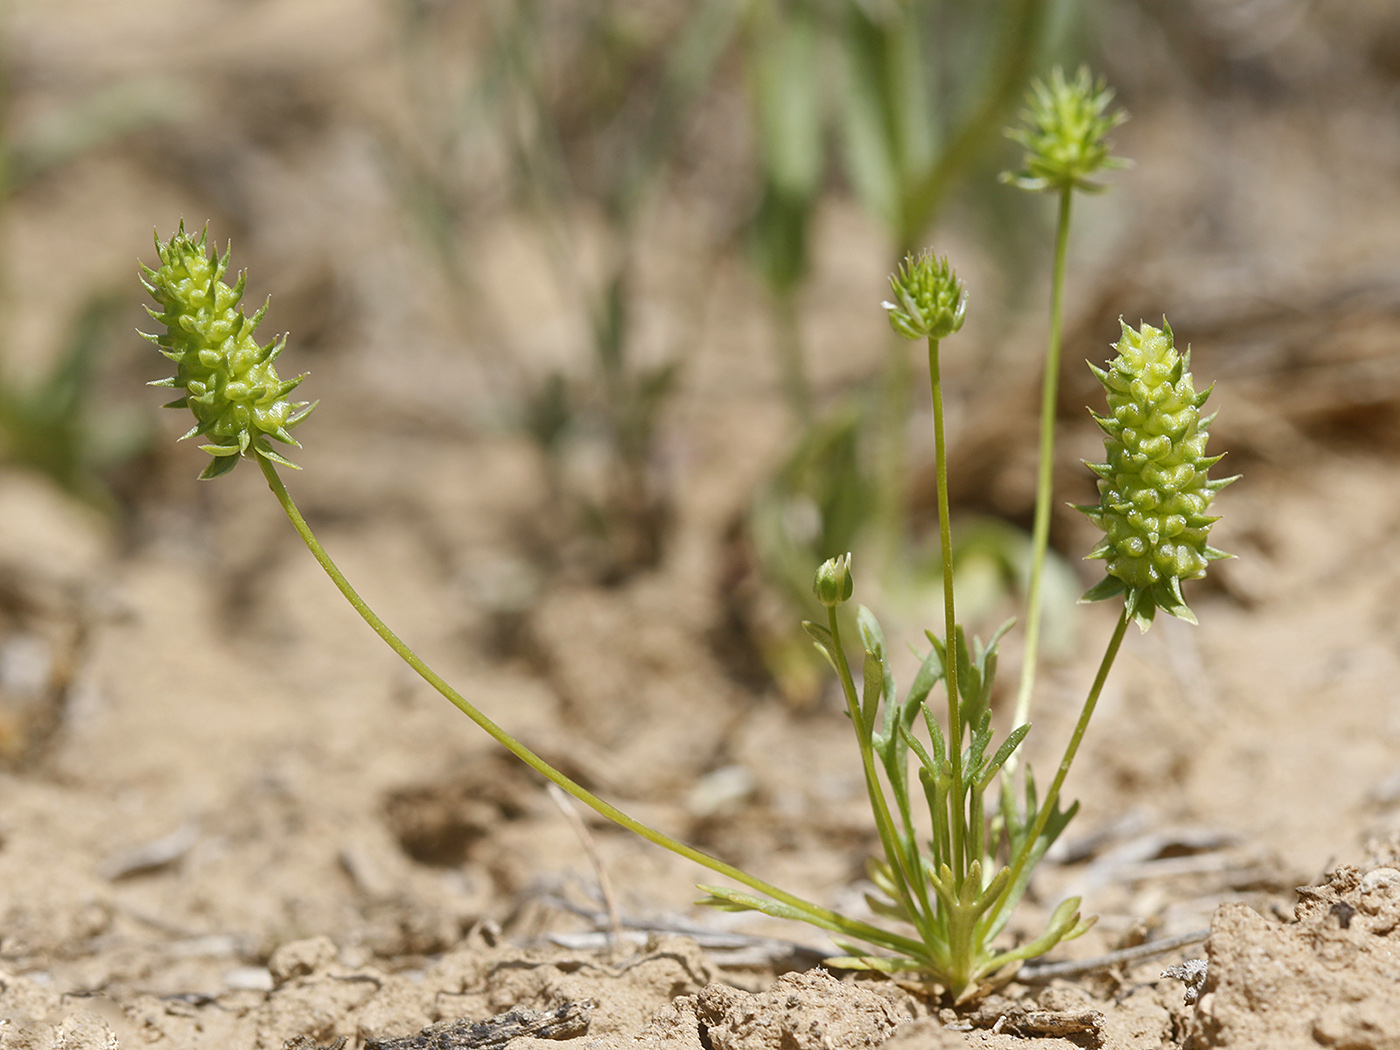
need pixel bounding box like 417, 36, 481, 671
4, 1, 1400, 1048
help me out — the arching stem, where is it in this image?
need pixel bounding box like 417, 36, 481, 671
256, 455, 917, 956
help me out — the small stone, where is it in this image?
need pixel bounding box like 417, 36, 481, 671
269, 936, 338, 986
224, 966, 275, 992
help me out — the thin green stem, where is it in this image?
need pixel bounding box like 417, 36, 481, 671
992, 605, 1129, 929
257, 456, 918, 956
927, 335, 964, 879
1013, 186, 1073, 741
827, 606, 938, 947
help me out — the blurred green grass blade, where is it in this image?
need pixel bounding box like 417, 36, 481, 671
3, 76, 189, 195
900, 0, 1049, 243
0, 292, 134, 508
753, 5, 822, 202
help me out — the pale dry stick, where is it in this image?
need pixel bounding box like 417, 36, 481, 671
1016, 927, 1209, 983
538, 894, 829, 966
546, 782, 624, 949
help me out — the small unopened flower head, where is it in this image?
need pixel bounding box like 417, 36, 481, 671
883, 251, 967, 341
140, 222, 315, 479
1001, 66, 1128, 195
1078, 320, 1237, 630
813, 552, 854, 608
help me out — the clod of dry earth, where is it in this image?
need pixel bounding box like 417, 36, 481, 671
640, 969, 915, 1050
1190, 865, 1400, 1049
10, 868, 1400, 1050
6, 4, 1400, 1050
0, 969, 120, 1050
364, 1001, 590, 1049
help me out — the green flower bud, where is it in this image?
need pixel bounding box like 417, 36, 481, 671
139, 222, 315, 479
1079, 320, 1236, 630
883, 250, 967, 341
813, 552, 854, 608
1001, 66, 1128, 195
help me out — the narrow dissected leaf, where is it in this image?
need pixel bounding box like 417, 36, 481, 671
965, 711, 995, 780
905, 642, 945, 710
920, 701, 948, 771
860, 646, 885, 738
864, 892, 913, 924
855, 605, 894, 744
899, 724, 938, 781
858, 606, 896, 707
978, 897, 1095, 986
974, 866, 1011, 917
865, 857, 902, 902
801, 620, 838, 672
695, 886, 823, 925
981, 724, 1032, 787
824, 954, 930, 974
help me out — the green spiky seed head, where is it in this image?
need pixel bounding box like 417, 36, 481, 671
883, 250, 967, 341
1001, 66, 1128, 195
140, 222, 315, 479
1079, 320, 1236, 630
813, 552, 854, 608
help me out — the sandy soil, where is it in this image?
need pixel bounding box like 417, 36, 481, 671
3, 1, 1400, 1048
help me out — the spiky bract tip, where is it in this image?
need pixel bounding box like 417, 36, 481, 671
1001, 65, 1128, 195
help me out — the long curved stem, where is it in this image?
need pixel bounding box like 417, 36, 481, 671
257, 456, 917, 956
1012, 186, 1074, 739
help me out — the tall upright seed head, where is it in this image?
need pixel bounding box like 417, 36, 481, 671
1001, 66, 1128, 195
1079, 320, 1236, 630
140, 222, 315, 479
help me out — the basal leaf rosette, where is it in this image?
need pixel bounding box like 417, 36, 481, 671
1079, 320, 1236, 630
140, 222, 315, 479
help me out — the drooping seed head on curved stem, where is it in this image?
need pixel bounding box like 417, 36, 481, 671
140, 221, 316, 479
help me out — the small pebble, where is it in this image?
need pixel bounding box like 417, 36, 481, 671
224, 967, 274, 992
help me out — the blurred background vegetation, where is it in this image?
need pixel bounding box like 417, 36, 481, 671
2, 0, 1399, 704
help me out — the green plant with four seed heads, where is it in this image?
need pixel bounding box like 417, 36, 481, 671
138, 66, 1234, 1001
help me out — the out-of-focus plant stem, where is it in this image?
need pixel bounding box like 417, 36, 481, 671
896, 0, 1048, 250
1012, 185, 1072, 741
